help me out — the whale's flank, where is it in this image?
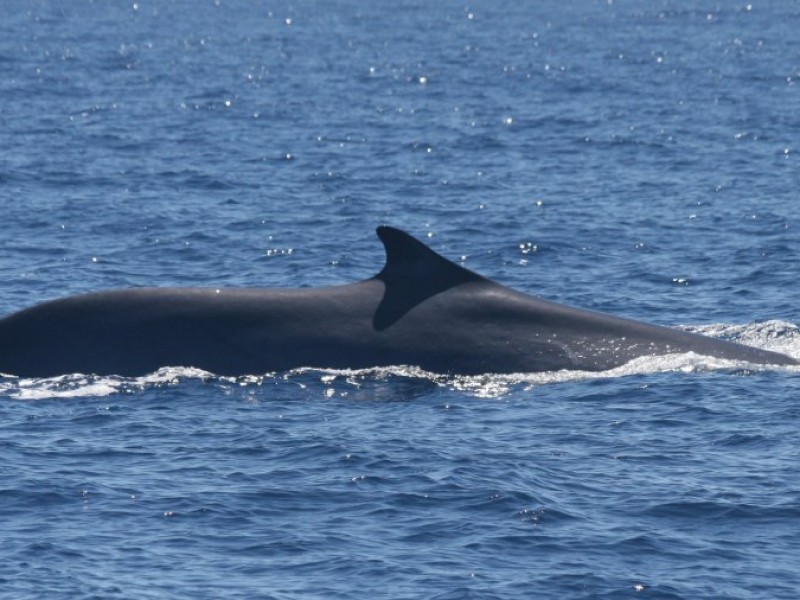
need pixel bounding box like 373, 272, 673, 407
0, 227, 796, 377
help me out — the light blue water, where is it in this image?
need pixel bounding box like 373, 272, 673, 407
1, 1, 799, 598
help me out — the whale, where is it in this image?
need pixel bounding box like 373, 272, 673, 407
0, 226, 796, 378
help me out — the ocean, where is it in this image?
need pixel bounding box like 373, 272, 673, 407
1, 1, 799, 598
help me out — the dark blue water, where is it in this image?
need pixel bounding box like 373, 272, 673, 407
2, 1, 800, 598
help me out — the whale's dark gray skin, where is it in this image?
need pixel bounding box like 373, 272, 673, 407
0, 226, 796, 377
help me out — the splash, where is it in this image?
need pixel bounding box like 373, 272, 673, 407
1, 367, 214, 401
679, 319, 800, 359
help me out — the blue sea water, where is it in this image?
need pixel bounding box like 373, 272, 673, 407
2, 0, 800, 598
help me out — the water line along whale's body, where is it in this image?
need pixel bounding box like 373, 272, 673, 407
0, 226, 796, 377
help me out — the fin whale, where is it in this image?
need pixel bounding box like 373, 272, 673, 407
0, 226, 796, 377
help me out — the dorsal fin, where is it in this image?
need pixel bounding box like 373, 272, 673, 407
372, 226, 484, 330
375, 226, 483, 286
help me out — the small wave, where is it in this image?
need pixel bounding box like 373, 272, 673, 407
0, 367, 215, 401
642, 499, 800, 521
